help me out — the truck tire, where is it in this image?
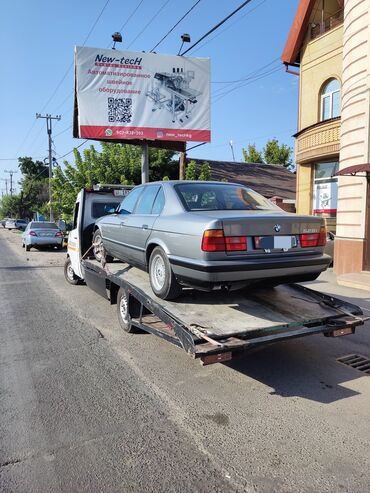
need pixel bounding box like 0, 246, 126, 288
117, 287, 140, 333
64, 257, 80, 285
149, 246, 182, 300
93, 229, 114, 263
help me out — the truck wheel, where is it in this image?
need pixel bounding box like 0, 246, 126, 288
117, 287, 140, 333
93, 229, 114, 263
64, 257, 80, 285
149, 246, 182, 300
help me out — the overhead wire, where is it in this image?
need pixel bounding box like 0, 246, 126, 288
15, 0, 111, 160
190, 0, 266, 55
213, 65, 282, 103
127, 0, 172, 48
117, 0, 146, 33
150, 0, 202, 52
180, 0, 254, 55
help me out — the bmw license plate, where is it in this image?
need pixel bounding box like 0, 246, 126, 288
254, 236, 296, 250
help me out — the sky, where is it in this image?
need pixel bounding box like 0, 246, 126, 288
0, 0, 300, 193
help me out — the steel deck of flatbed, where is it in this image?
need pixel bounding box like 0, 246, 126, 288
83, 259, 365, 364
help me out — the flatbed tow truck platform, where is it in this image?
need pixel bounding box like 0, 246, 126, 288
83, 258, 366, 365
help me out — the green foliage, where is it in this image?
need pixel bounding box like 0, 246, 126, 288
52, 143, 177, 221
263, 139, 292, 167
15, 157, 49, 218
0, 194, 22, 218
242, 144, 263, 164
185, 160, 211, 181
198, 161, 211, 181
242, 139, 293, 168
185, 160, 198, 180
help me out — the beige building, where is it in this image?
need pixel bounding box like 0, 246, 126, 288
282, 0, 370, 276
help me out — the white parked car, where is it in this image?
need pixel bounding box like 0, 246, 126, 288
22, 221, 64, 251
5, 219, 17, 229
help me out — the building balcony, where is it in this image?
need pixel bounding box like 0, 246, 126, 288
295, 117, 340, 164
310, 9, 343, 40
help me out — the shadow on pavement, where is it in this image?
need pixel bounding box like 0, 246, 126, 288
224, 338, 362, 404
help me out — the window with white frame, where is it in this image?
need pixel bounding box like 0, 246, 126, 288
320, 79, 340, 121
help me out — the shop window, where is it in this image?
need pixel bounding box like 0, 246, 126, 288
320, 79, 340, 121
313, 162, 338, 229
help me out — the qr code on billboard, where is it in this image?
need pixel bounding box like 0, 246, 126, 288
108, 98, 132, 123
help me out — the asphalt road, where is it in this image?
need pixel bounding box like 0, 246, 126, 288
1, 228, 370, 493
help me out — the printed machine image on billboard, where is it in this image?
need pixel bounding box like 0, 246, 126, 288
74, 46, 211, 144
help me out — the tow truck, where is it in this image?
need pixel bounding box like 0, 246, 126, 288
64, 184, 366, 366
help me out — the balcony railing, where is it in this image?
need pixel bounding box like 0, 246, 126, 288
310, 9, 343, 40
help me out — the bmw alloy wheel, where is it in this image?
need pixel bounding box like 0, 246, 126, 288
151, 253, 166, 291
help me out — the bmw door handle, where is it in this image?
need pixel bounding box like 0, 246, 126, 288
142, 224, 148, 230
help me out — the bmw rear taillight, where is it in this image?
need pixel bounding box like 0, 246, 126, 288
55, 231, 63, 237
202, 230, 247, 252
225, 236, 247, 251
28, 230, 37, 236
300, 233, 319, 247
317, 226, 327, 246
202, 230, 225, 252
300, 227, 326, 248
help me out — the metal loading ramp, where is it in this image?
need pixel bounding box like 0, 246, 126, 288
85, 260, 362, 340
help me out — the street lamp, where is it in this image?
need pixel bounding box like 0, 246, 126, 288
178, 33, 191, 55
112, 32, 122, 50
229, 140, 236, 162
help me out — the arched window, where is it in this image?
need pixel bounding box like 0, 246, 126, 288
320, 79, 340, 121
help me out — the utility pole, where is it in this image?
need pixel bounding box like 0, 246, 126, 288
179, 149, 187, 180
36, 113, 61, 221
4, 170, 17, 195
1, 178, 8, 195
141, 142, 149, 183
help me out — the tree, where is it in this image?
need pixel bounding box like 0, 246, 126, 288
242, 144, 263, 163
263, 139, 292, 167
185, 160, 197, 180
184, 160, 211, 180
242, 139, 293, 168
0, 194, 22, 218
16, 156, 49, 218
52, 142, 177, 221
198, 161, 211, 181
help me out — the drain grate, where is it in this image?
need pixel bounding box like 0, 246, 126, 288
337, 354, 370, 374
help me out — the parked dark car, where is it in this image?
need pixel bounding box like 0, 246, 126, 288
15, 219, 28, 231
93, 181, 331, 300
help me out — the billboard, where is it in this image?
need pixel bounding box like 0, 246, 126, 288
74, 46, 211, 147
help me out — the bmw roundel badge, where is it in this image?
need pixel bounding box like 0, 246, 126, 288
274, 224, 281, 233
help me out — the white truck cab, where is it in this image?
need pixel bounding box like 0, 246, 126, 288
65, 184, 132, 284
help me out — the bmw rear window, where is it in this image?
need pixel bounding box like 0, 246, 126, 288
175, 183, 279, 211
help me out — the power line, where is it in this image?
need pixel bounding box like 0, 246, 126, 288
16, 0, 111, 159
213, 66, 281, 103
150, 0, 202, 52
40, 0, 111, 114
118, 0, 146, 33
58, 140, 89, 160
190, 0, 266, 55
180, 0, 254, 55
127, 0, 172, 49
212, 58, 279, 89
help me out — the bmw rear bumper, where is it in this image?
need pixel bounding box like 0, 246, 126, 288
169, 253, 332, 287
